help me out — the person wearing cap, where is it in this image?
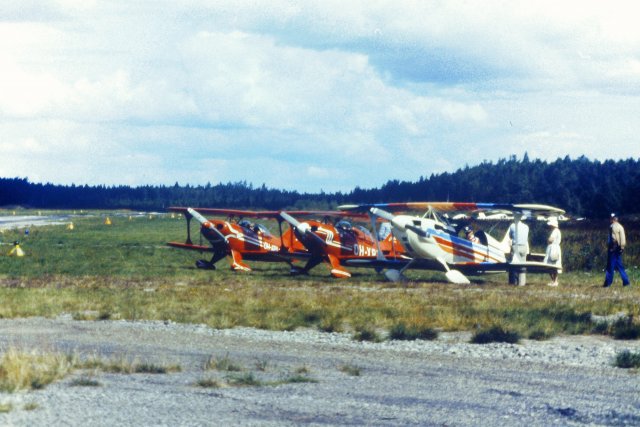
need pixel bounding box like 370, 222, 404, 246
543, 217, 562, 287
464, 226, 480, 243
603, 213, 630, 287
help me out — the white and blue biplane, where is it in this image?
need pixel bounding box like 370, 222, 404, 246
339, 202, 565, 284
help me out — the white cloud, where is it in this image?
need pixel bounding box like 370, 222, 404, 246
0, 1, 639, 192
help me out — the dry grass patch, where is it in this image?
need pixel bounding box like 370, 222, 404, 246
0, 349, 74, 392
79, 354, 181, 374
204, 353, 243, 372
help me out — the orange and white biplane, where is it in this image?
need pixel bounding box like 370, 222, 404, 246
339, 202, 565, 284
167, 207, 405, 278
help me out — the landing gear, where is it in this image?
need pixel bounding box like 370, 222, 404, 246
195, 259, 216, 270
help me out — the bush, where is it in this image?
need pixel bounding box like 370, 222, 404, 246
614, 350, 640, 369
352, 326, 382, 343
471, 326, 520, 344
612, 319, 640, 340
388, 323, 438, 341
527, 329, 553, 341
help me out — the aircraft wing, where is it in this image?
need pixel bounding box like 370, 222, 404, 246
450, 260, 562, 275
339, 202, 565, 217
169, 207, 370, 220
167, 242, 215, 252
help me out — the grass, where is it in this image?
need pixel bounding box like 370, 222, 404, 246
0, 348, 184, 393
388, 323, 438, 341
614, 350, 640, 369
338, 364, 361, 376
79, 355, 181, 374
0, 212, 639, 340
23, 402, 39, 411
204, 354, 243, 372
70, 376, 101, 387
195, 377, 224, 388
0, 349, 74, 392
352, 326, 383, 343
470, 326, 521, 344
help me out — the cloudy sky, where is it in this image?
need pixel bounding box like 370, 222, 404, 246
1, 1, 639, 192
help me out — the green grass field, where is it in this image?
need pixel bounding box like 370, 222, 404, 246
0, 211, 638, 340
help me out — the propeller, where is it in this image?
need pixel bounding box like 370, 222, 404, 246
187, 208, 227, 244
278, 211, 327, 249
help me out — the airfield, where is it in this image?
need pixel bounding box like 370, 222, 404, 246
0, 211, 639, 425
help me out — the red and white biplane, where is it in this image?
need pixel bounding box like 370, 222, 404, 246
168, 207, 405, 278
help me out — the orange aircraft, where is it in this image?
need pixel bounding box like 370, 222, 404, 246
168, 207, 405, 278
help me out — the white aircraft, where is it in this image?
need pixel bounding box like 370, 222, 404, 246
339, 202, 565, 285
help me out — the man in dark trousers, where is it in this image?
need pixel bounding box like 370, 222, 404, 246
603, 213, 631, 287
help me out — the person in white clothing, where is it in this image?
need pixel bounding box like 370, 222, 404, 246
543, 217, 562, 287
508, 217, 530, 285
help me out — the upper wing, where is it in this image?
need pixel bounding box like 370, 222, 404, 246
339, 202, 565, 217
169, 207, 370, 220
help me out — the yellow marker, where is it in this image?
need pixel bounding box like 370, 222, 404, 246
67, 222, 75, 230
8, 243, 25, 257
104, 217, 112, 225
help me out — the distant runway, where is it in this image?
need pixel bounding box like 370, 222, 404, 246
0, 215, 73, 231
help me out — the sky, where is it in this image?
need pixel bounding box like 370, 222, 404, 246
1, 1, 640, 193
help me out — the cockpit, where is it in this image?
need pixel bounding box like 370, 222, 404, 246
356, 225, 373, 240
253, 223, 272, 237
335, 220, 352, 231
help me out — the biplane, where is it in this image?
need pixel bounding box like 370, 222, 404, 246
167, 207, 405, 278
339, 202, 565, 284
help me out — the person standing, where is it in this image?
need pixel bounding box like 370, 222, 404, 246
508, 216, 530, 285
543, 217, 562, 287
603, 213, 630, 287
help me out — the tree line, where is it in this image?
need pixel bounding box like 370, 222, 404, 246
1, 155, 638, 218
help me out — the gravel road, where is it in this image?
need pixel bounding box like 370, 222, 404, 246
0, 317, 638, 426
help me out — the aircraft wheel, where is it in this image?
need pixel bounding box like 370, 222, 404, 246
196, 259, 216, 270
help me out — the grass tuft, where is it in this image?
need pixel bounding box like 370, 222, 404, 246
23, 402, 39, 411
388, 323, 438, 341
204, 353, 243, 372
339, 364, 361, 376
195, 377, 224, 388
78, 355, 180, 374
281, 374, 318, 384
527, 329, 553, 341
0, 348, 74, 392
70, 376, 101, 387
134, 362, 181, 374
614, 350, 640, 369
471, 326, 520, 344
352, 326, 382, 343
226, 372, 263, 387
612, 319, 640, 340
